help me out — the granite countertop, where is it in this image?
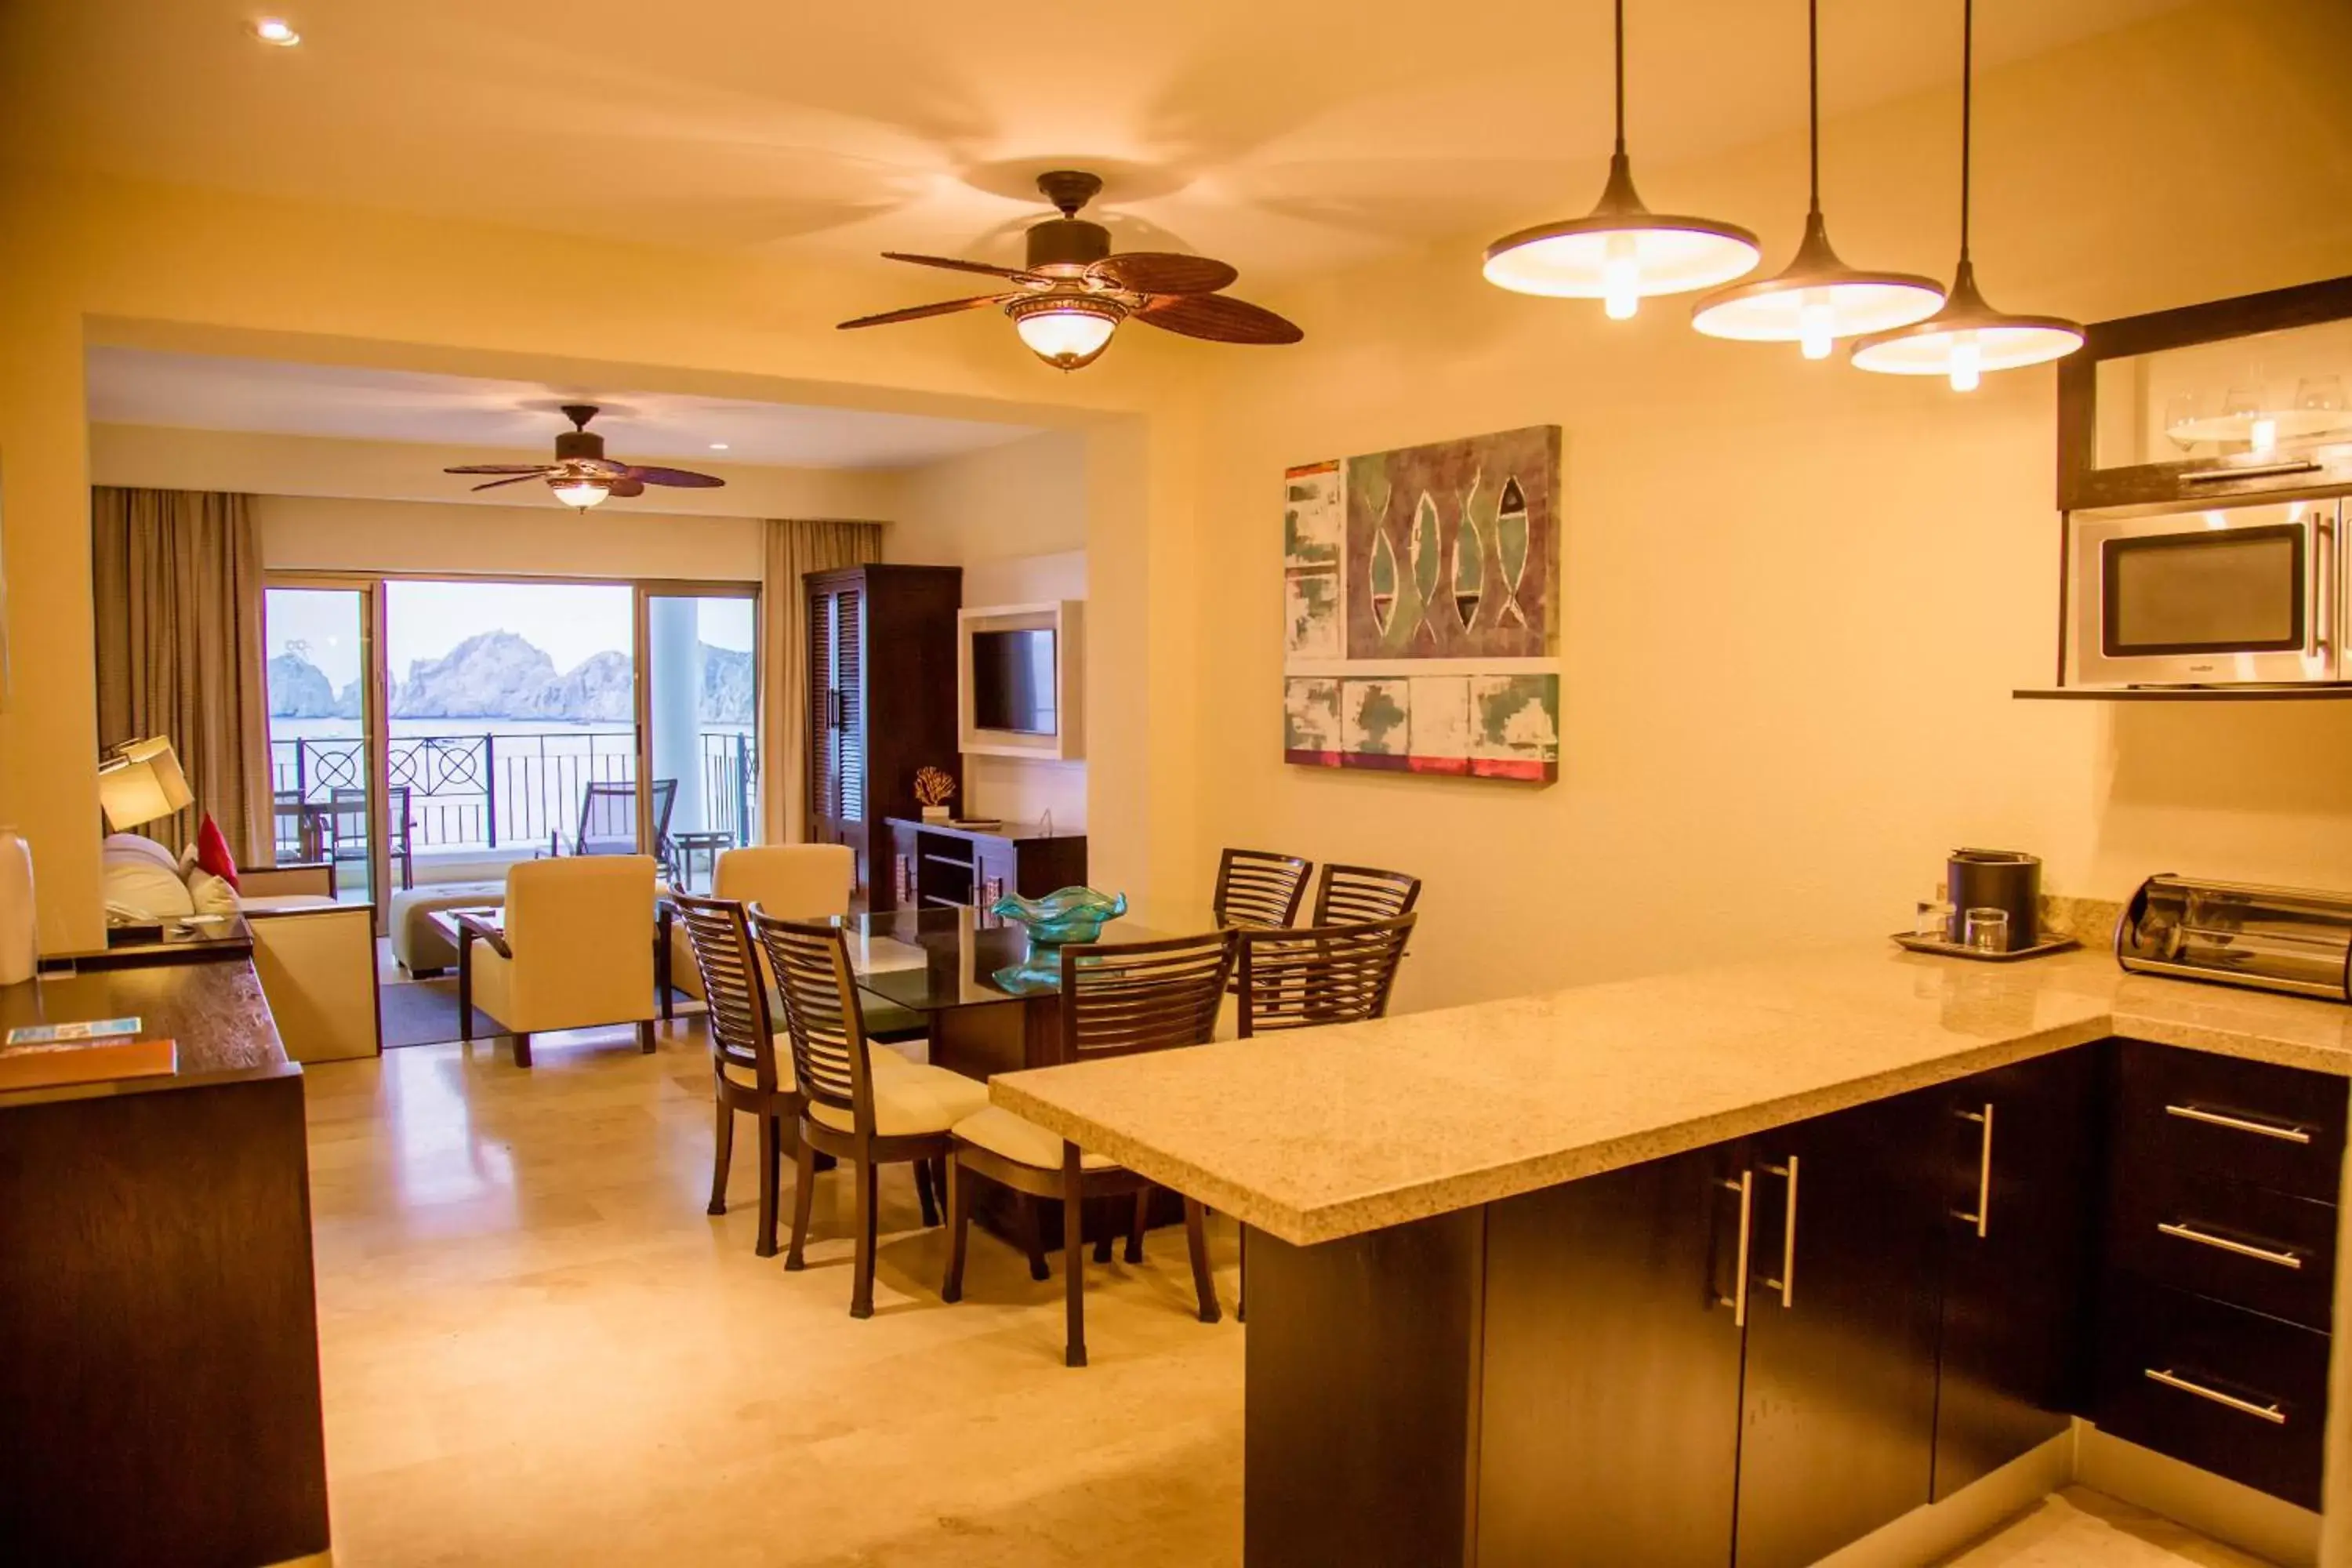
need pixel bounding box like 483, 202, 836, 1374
989, 945, 2352, 1247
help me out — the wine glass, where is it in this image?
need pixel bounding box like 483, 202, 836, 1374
2162, 390, 2205, 454
2296, 374, 2347, 437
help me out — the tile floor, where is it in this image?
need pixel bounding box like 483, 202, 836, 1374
303, 1020, 2270, 1566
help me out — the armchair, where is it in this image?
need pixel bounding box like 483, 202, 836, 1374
470, 855, 659, 1068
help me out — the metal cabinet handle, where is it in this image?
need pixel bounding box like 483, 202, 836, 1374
2163, 1103, 2312, 1144
1715, 1172, 1754, 1328
2145, 1367, 2288, 1425
1760, 1158, 1798, 1308
1955, 1103, 1994, 1238
2157, 1221, 2305, 1270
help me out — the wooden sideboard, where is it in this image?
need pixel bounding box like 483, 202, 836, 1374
875, 818, 1087, 913
0, 952, 329, 1566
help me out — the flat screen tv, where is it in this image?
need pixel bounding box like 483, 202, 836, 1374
972, 628, 1057, 735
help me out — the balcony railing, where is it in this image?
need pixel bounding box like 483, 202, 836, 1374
269, 728, 757, 857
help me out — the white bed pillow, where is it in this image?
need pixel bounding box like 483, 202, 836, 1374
187, 869, 241, 918
102, 857, 198, 920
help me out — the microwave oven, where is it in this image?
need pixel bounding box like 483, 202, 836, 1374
2067, 498, 2345, 688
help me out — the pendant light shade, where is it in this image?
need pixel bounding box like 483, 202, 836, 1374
1690, 0, 1943, 357
1483, 0, 1760, 316
1849, 0, 2082, 387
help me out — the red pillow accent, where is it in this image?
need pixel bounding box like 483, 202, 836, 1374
194, 813, 240, 891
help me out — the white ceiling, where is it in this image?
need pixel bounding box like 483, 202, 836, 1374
4, 0, 2198, 281
85, 347, 1039, 469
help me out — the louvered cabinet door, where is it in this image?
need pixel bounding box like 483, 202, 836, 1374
835, 585, 865, 827
805, 587, 838, 842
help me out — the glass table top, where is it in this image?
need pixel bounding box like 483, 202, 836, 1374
839, 905, 1167, 1011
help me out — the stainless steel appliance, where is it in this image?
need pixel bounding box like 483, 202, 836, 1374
2114, 876, 2352, 1002
2067, 498, 2345, 688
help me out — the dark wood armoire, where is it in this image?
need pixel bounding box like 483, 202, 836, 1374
804, 564, 962, 895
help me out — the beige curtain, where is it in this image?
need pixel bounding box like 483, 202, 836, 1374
763, 518, 883, 845
91, 488, 274, 864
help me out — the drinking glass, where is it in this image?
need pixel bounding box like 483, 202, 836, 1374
1915, 899, 1957, 943
1963, 908, 2010, 954
2162, 390, 2205, 453
2296, 374, 2346, 436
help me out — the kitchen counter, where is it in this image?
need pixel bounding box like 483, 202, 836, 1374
991, 944, 2352, 1247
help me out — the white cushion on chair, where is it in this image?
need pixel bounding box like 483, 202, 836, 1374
808, 1063, 988, 1137
951, 1106, 1119, 1171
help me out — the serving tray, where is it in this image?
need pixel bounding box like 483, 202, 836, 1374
1890, 932, 2082, 964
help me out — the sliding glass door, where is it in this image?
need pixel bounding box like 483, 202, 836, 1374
639, 584, 760, 895
263, 583, 385, 909
267, 571, 760, 916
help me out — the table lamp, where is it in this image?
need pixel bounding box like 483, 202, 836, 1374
96, 736, 194, 832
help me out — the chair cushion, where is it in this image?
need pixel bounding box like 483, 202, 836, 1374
808, 1062, 989, 1137
952, 1105, 1119, 1171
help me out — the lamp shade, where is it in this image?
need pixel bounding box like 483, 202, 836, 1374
97, 736, 194, 831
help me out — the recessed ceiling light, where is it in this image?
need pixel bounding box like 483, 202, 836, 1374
709, 442, 729, 451
252, 17, 300, 45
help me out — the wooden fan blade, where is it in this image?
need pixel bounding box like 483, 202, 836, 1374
1087, 252, 1238, 296
470, 474, 547, 492
622, 466, 726, 488
446, 463, 554, 475
837, 292, 1018, 330
1136, 292, 1303, 345
880, 252, 1051, 285
606, 477, 647, 499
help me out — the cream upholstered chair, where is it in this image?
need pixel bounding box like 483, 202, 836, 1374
472, 855, 659, 1067
668, 844, 852, 1007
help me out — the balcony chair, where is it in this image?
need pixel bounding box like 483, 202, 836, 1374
325, 785, 414, 892
942, 928, 1236, 1367
466, 855, 659, 1068
554, 777, 679, 883
753, 911, 987, 1319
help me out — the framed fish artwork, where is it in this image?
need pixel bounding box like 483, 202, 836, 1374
1281, 426, 1561, 783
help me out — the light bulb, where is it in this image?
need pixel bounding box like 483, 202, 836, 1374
1948, 332, 1981, 393
550, 478, 611, 509
252, 17, 299, 44
1602, 232, 1639, 321
1799, 290, 1834, 361
1013, 307, 1118, 369
2250, 416, 2278, 456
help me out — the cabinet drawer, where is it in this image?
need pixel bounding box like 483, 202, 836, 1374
2095, 1277, 2328, 1509
2117, 1042, 2347, 1203
2109, 1157, 2336, 1330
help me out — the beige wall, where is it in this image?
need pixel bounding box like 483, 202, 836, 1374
891, 431, 1091, 829
253, 495, 767, 583
1186, 0, 2352, 1011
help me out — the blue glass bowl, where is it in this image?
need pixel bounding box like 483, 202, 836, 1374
989, 886, 1128, 948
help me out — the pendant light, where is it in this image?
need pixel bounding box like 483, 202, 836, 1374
1483, 0, 1761, 317
1849, 0, 2082, 388
1690, 0, 1944, 358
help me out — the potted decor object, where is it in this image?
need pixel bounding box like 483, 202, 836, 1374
915, 765, 957, 822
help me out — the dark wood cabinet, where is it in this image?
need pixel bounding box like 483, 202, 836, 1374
1931, 1047, 2100, 1499
877, 818, 1088, 913
1478, 1145, 1748, 1568
1734, 1091, 1944, 1568
804, 564, 960, 895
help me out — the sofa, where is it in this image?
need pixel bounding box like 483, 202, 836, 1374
100, 833, 381, 1064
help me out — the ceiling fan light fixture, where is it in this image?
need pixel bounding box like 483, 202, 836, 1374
1007, 296, 1123, 371
1847, 1, 2082, 390
252, 16, 299, 45
550, 477, 612, 509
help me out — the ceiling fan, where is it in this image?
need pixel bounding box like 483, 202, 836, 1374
443, 405, 727, 510
837, 170, 1303, 370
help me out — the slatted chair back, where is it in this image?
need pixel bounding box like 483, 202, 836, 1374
1236, 913, 1417, 1038
1057, 930, 1237, 1065
751, 911, 884, 1136
672, 892, 781, 1094
1310, 862, 1422, 925
1212, 848, 1312, 930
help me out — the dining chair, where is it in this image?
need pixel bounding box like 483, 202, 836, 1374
1211, 848, 1314, 930
672, 891, 797, 1256
941, 928, 1237, 1367
1308, 862, 1422, 925
1236, 913, 1417, 1037
753, 909, 988, 1319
